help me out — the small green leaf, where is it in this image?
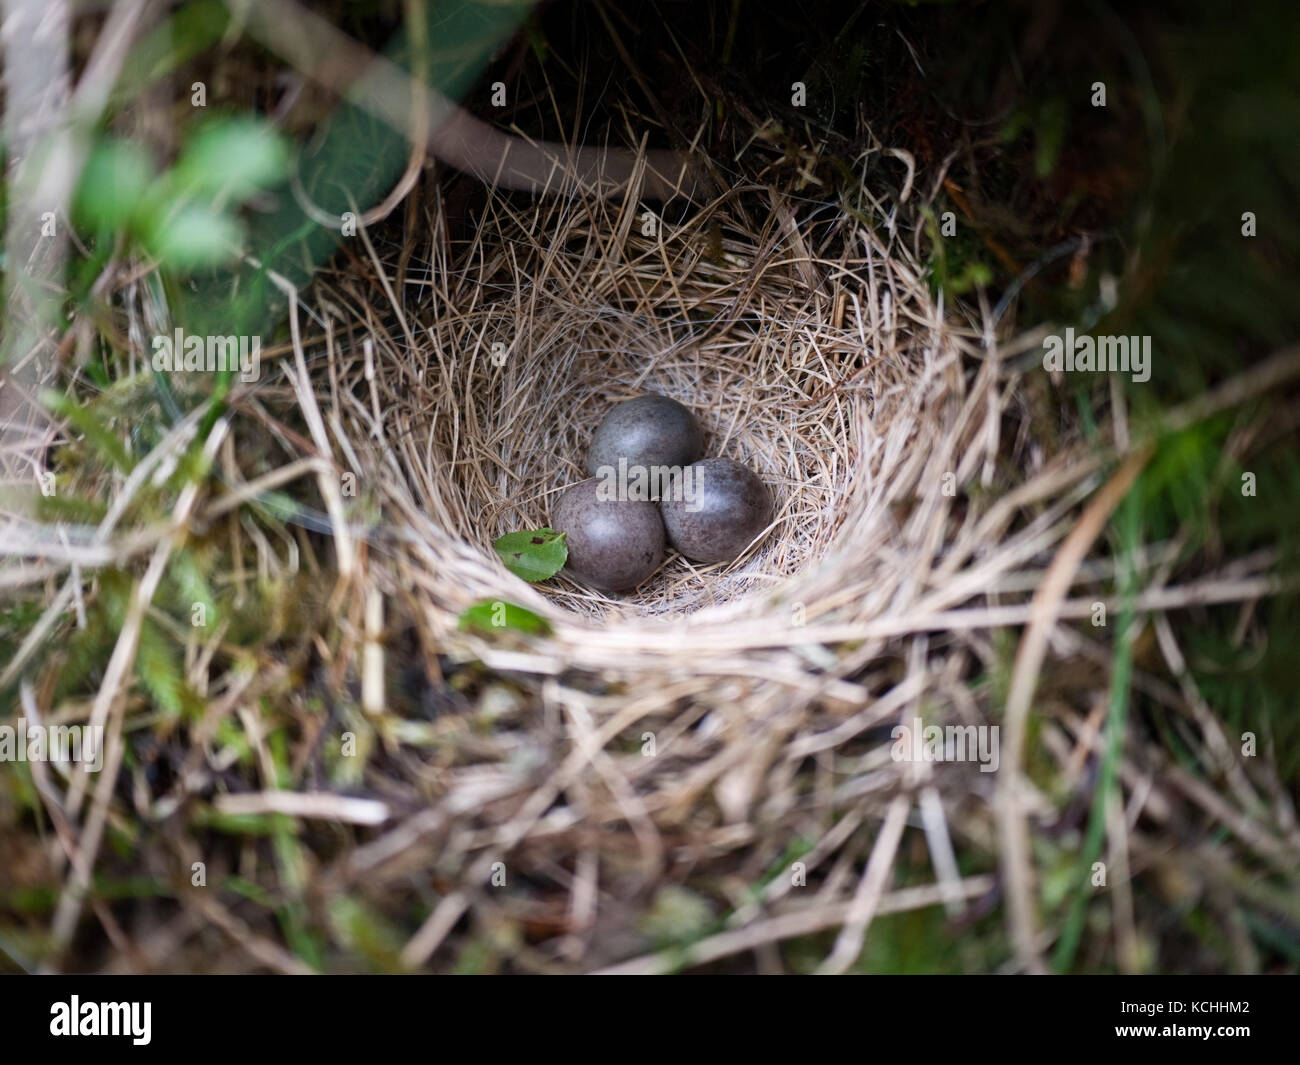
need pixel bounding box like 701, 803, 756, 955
172, 118, 289, 198
74, 139, 157, 231
492, 528, 567, 582
457, 600, 551, 636
145, 204, 243, 270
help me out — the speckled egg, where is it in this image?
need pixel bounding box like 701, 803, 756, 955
659, 458, 772, 565
585, 394, 703, 480
552, 477, 666, 592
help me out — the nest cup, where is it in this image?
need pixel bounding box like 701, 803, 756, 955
337, 172, 973, 681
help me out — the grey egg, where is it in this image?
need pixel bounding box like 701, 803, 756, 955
585, 394, 703, 482
552, 477, 666, 592
660, 458, 772, 565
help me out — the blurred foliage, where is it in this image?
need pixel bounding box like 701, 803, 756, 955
457, 599, 552, 636
73, 118, 289, 272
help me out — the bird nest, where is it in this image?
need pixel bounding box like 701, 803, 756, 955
296, 158, 1044, 970
320, 173, 994, 674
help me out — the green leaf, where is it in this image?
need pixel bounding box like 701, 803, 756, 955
457, 600, 551, 636
492, 527, 567, 582
74, 139, 156, 231
145, 204, 243, 270
172, 118, 289, 199
192, 808, 281, 835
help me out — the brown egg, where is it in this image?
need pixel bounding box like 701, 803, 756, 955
552, 477, 665, 592
660, 458, 772, 564
585, 394, 703, 481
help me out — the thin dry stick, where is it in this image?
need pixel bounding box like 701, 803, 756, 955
594, 876, 995, 975
816, 794, 911, 975
1105, 789, 1140, 973
263, 264, 356, 580
214, 791, 391, 825
400, 892, 470, 970
185, 893, 316, 976
245, 0, 704, 202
